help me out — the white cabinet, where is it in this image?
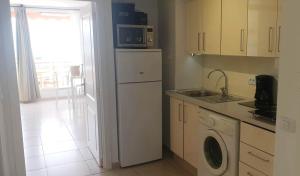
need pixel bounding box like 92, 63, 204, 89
183, 102, 201, 168
239, 122, 275, 176
184, 0, 281, 57
221, 0, 248, 56
170, 98, 184, 158
170, 99, 201, 168
185, 0, 201, 55
199, 0, 222, 55
276, 0, 282, 57
185, 0, 222, 56
247, 0, 278, 57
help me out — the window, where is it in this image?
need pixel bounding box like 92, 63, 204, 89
11, 8, 83, 90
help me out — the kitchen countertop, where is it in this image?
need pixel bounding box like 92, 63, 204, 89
166, 90, 276, 132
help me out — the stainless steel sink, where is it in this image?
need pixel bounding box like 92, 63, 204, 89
176, 89, 243, 103
176, 90, 218, 97
197, 95, 243, 104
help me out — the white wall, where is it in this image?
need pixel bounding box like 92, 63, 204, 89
274, 0, 300, 175
112, 0, 159, 47
202, 56, 278, 98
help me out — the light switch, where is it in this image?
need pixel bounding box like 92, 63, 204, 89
278, 117, 296, 133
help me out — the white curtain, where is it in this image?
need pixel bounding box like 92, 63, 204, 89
15, 7, 40, 102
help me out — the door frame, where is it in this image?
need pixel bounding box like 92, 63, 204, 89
0, 0, 117, 175
89, 0, 118, 169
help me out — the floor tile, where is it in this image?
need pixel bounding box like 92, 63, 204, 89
23, 130, 42, 138
23, 137, 42, 148
24, 146, 44, 158
133, 160, 191, 176
86, 159, 102, 174
47, 162, 91, 176
19, 100, 195, 176
27, 169, 48, 176
41, 129, 73, 144
45, 150, 84, 167
43, 140, 77, 154
101, 168, 138, 176
25, 156, 46, 171
80, 148, 94, 160
75, 140, 88, 149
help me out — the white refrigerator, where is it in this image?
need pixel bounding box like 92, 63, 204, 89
115, 49, 162, 167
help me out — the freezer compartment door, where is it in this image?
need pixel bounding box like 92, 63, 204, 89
118, 81, 162, 167
116, 50, 162, 83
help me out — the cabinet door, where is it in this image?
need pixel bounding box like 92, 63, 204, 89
170, 98, 184, 158
200, 0, 222, 55
221, 0, 248, 56
276, 0, 282, 57
247, 0, 278, 57
183, 102, 201, 168
185, 0, 201, 55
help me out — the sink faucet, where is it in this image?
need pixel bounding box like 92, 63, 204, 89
207, 69, 228, 97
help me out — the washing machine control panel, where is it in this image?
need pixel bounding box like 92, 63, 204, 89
197, 107, 239, 136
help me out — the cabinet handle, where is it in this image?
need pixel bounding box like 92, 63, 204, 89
183, 105, 187, 124
268, 27, 274, 52
178, 104, 182, 122
278, 26, 281, 52
248, 151, 270, 163
240, 29, 245, 52
198, 32, 201, 51
203, 32, 206, 51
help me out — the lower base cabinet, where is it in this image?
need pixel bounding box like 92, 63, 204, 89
240, 122, 275, 176
170, 99, 276, 175
170, 98, 201, 168
239, 162, 269, 176
183, 102, 201, 168
170, 98, 184, 158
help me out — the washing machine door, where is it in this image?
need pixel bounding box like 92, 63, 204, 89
202, 129, 228, 175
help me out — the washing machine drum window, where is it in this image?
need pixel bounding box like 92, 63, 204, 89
203, 130, 228, 175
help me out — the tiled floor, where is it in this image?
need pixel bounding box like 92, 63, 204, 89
21, 99, 193, 176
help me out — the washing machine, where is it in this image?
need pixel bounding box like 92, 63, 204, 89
197, 107, 240, 176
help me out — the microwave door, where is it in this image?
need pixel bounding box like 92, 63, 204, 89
117, 25, 147, 48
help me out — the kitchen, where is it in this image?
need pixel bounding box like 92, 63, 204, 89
112, 0, 283, 176
0, 0, 298, 176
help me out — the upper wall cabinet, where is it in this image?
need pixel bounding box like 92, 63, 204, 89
221, 0, 248, 56
185, 0, 221, 56
185, 0, 201, 55
185, 0, 280, 58
200, 0, 222, 55
276, 0, 282, 57
247, 0, 278, 57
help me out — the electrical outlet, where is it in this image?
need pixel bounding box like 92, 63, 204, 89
248, 77, 256, 85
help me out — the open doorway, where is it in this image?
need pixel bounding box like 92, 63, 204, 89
9, 0, 102, 175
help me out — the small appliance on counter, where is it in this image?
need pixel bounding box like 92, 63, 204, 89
112, 3, 154, 49
239, 75, 277, 122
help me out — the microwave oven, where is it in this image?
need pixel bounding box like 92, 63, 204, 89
116, 24, 154, 48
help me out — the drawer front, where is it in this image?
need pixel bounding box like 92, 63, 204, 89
239, 162, 269, 176
240, 142, 273, 175
240, 122, 275, 155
